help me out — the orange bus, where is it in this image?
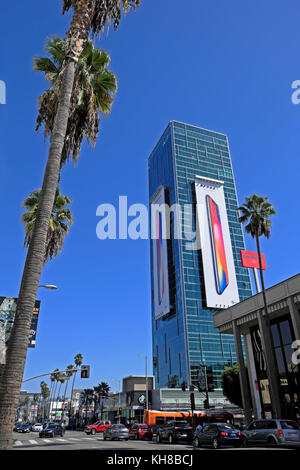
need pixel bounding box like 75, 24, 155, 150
143, 409, 234, 427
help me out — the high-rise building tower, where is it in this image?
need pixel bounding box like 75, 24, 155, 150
148, 121, 252, 395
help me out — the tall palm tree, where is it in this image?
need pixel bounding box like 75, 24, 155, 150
239, 194, 281, 418
0, 1, 141, 449
61, 364, 75, 422
22, 187, 73, 264
70, 353, 83, 418
34, 37, 117, 166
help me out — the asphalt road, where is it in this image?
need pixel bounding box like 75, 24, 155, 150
12, 430, 293, 451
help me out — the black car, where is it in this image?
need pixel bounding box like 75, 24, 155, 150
16, 424, 31, 433
194, 423, 243, 449
156, 420, 193, 444
39, 423, 65, 438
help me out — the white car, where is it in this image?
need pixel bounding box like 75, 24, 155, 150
31, 423, 43, 432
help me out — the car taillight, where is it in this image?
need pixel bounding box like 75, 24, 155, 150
278, 429, 284, 436
220, 432, 228, 437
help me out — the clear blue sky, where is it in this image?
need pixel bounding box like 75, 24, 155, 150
1, 0, 300, 394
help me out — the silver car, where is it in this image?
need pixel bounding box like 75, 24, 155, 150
103, 424, 129, 441
243, 419, 300, 447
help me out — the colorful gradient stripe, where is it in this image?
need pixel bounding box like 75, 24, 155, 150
209, 197, 229, 294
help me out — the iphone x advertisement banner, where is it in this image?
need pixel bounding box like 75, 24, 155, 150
151, 186, 170, 320
195, 176, 239, 309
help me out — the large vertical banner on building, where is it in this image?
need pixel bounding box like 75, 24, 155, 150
0, 297, 41, 364
195, 176, 239, 309
151, 186, 170, 320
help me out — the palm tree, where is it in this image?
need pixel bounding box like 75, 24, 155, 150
34, 37, 117, 166
238, 194, 282, 418
0, 1, 141, 449
70, 353, 83, 418
48, 369, 60, 420
94, 382, 110, 420
22, 187, 73, 264
82, 389, 95, 425
61, 365, 75, 422
40, 381, 50, 422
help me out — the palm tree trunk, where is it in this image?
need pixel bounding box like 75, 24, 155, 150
255, 232, 282, 418
70, 370, 78, 418
0, 1, 95, 450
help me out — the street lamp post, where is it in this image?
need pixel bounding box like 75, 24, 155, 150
138, 353, 149, 411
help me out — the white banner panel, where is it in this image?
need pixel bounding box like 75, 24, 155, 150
195, 175, 239, 309
151, 186, 170, 320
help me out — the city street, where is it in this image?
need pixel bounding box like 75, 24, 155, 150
12, 431, 293, 451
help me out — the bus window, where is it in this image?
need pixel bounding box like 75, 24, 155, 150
155, 417, 165, 425
165, 417, 175, 422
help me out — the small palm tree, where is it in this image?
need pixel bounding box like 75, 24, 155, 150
82, 389, 95, 424
94, 382, 110, 420
22, 187, 73, 264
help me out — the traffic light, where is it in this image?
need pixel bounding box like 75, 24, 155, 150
190, 392, 195, 411
119, 407, 122, 415
203, 399, 209, 410
181, 381, 187, 392
80, 365, 90, 379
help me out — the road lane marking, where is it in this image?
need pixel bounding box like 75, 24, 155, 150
14, 441, 23, 446
29, 440, 38, 444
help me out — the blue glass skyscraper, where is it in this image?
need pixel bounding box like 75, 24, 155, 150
148, 121, 252, 393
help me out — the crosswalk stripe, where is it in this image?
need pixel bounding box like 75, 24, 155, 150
14, 441, 23, 446
29, 440, 38, 444
55, 438, 67, 442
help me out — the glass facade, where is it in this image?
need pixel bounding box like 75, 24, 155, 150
148, 121, 252, 394
251, 316, 300, 420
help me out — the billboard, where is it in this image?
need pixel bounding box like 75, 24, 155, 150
0, 297, 40, 364
195, 175, 239, 309
151, 186, 170, 320
241, 250, 266, 270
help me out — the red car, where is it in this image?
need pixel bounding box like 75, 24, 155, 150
129, 424, 153, 440
85, 420, 111, 435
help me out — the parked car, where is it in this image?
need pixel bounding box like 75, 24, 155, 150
129, 424, 153, 440
31, 423, 43, 432
156, 420, 193, 444
103, 424, 129, 441
16, 424, 31, 433
39, 423, 65, 438
85, 420, 111, 435
194, 423, 243, 449
242, 419, 300, 447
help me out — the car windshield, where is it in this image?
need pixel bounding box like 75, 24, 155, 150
174, 421, 189, 427
48, 424, 57, 428
139, 425, 149, 429
280, 421, 299, 430
218, 424, 237, 431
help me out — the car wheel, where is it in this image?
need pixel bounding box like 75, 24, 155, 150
135, 433, 138, 440
267, 436, 278, 446
212, 438, 220, 449
168, 434, 174, 444
156, 434, 160, 443
91, 429, 96, 436
241, 437, 248, 447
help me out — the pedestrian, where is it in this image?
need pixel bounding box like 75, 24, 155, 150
194, 423, 202, 438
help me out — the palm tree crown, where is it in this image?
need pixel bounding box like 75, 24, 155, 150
22, 187, 73, 263
34, 37, 117, 164
238, 194, 276, 239
62, 0, 141, 35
